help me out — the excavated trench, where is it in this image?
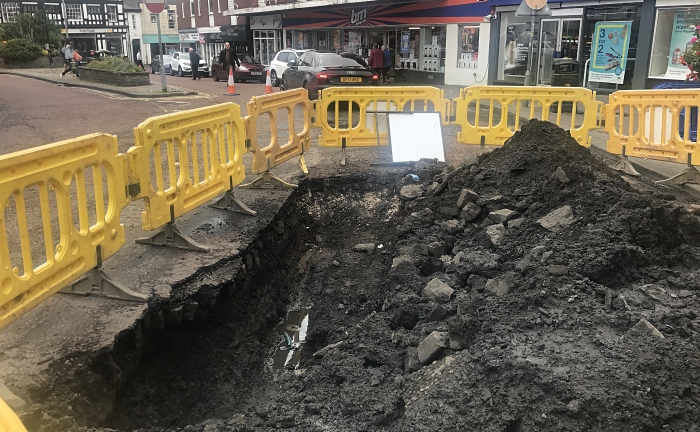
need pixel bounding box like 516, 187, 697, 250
87, 174, 403, 431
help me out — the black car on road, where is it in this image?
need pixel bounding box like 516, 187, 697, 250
151, 55, 172, 74
280, 51, 378, 99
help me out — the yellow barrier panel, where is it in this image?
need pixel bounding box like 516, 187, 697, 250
127, 103, 248, 249
605, 89, 700, 163
454, 86, 603, 148
0, 397, 27, 432
316, 86, 451, 148
242, 88, 312, 189
0, 134, 130, 331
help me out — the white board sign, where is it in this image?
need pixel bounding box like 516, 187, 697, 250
388, 113, 445, 163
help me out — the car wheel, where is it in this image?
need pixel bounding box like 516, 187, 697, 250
302, 81, 308, 90
178, 67, 183, 77
170, 67, 174, 76
271, 69, 278, 86
280, 76, 287, 91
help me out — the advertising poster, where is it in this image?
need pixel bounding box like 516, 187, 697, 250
401, 31, 410, 54
589, 21, 632, 84
503, 24, 531, 77
666, 11, 700, 79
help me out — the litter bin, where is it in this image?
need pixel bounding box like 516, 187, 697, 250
652, 81, 700, 141
551, 59, 581, 112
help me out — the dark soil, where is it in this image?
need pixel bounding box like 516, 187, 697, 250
87, 120, 700, 432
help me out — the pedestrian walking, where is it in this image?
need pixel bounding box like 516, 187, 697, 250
382, 45, 392, 85
189, 48, 201, 80
219, 42, 241, 82
368, 44, 384, 83
46, 44, 53, 67
136, 50, 144, 70
60, 41, 74, 78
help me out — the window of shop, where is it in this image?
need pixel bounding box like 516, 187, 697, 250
582, 5, 640, 89
0, 2, 19, 21
397, 28, 420, 69
650, 8, 700, 80
168, 12, 174, 29
458, 26, 479, 69
253, 30, 280, 65
107, 5, 117, 23
65, 3, 82, 21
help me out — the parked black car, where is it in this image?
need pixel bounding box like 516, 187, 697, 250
280, 51, 378, 99
151, 55, 172, 74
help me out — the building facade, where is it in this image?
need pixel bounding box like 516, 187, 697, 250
488, 0, 700, 90
223, 0, 491, 86
175, 0, 250, 65
0, 0, 129, 55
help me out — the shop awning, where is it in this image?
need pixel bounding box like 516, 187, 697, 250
142, 35, 182, 44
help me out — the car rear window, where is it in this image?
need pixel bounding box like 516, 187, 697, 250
318, 54, 364, 67
239, 55, 255, 63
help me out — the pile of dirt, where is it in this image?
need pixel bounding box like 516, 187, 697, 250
88, 120, 700, 432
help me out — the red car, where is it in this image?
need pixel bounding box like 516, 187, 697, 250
211, 53, 266, 83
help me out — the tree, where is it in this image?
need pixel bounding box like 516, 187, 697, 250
0, 11, 61, 48
681, 25, 700, 81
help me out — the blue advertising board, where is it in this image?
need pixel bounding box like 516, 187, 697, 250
589, 21, 632, 84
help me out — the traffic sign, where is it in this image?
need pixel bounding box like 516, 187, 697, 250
145, 0, 165, 14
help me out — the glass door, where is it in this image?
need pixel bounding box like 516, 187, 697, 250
537, 18, 581, 85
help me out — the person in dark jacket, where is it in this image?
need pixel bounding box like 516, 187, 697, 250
368, 44, 384, 81
219, 42, 241, 80
381, 45, 392, 85
189, 48, 201, 80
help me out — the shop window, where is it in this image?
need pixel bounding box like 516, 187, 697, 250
168, 12, 174, 28
65, 3, 82, 21
150, 14, 157, 23
107, 5, 117, 22
650, 9, 700, 80
1, 2, 19, 21
458, 26, 479, 69
253, 30, 280, 65
397, 28, 420, 69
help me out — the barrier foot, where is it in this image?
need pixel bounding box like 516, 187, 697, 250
61, 268, 148, 302
211, 189, 257, 215
341, 148, 346, 166
61, 246, 147, 301
299, 154, 309, 174
612, 156, 641, 177
136, 222, 210, 252
240, 171, 298, 189
656, 166, 700, 186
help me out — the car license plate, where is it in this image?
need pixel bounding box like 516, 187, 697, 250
251, 72, 262, 75
341, 77, 362, 83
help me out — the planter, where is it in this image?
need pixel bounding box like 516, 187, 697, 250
78, 67, 150, 86
0, 56, 55, 69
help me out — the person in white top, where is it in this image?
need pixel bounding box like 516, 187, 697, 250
60, 41, 74, 78
136, 50, 144, 69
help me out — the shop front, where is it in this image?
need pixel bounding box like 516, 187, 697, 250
278, 1, 490, 86
251, 14, 283, 65
647, 0, 700, 86
490, 1, 646, 90
178, 30, 199, 52
142, 35, 180, 62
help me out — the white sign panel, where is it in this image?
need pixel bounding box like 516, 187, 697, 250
250, 14, 281, 30
388, 113, 445, 163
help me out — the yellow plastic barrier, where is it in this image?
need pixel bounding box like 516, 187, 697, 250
0, 134, 129, 331
0, 397, 27, 432
605, 89, 700, 163
316, 86, 451, 148
127, 103, 247, 233
454, 86, 603, 147
242, 89, 312, 188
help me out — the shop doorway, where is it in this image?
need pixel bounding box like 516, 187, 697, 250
537, 18, 581, 85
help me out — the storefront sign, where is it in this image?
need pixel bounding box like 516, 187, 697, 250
401, 31, 410, 54
250, 14, 281, 30
350, 8, 367, 26
589, 21, 632, 85
179, 32, 199, 42
666, 11, 700, 80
